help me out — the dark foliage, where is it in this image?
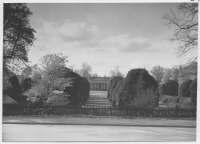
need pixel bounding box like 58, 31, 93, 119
190, 79, 197, 106
21, 78, 33, 92
3, 3, 36, 63
9, 75, 22, 95
3, 75, 28, 103
118, 68, 158, 108
159, 80, 179, 96
62, 67, 90, 104
82, 77, 90, 101
179, 80, 193, 97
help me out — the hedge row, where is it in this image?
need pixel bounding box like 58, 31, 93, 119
178, 79, 197, 106
158, 78, 197, 106
4, 68, 90, 105
159, 80, 179, 96
108, 68, 158, 108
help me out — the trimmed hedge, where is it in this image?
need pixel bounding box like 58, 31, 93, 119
117, 68, 158, 108
159, 80, 178, 96
178, 80, 193, 97
62, 67, 90, 104
4, 75, 28, 103
190, 79, 197, 106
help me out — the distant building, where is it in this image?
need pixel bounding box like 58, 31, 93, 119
88, 77, 110, 91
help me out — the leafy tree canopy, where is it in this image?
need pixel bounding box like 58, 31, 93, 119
3, 3, 36, 70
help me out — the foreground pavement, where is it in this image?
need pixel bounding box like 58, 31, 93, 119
3, 116, 196, 127
3, 124, 196, 141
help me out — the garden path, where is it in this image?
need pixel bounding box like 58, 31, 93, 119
84, 91, 112, 107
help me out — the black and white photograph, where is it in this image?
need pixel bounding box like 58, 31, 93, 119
2, 0, 198, 142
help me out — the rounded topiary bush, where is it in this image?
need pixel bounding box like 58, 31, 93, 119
9, 75, 22, 95
21, 78, 33, 92
159, 80, 178, 96
190, 79, 197, 106
4, 75, 28, 103
178, 79, 193, 97
62, 68, 83, 103
118, 68, 158, 108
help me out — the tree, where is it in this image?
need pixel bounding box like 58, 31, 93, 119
161, 68, 173, 84
118, 68, 158, 108
164, 3, 198, 64
171, 66, 180, 81
77, 62, 92, 79
21, 65, 33, 78
40, 53, 68, 77
109, 66, 124, 77
3, 3, 36, 71
150, 65, 164, 84
92, 73, 98, 77
39, 53, 69, 94
68, 65, 75, 72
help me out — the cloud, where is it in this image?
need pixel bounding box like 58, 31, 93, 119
35, 20, 100, 45
29, 18, 176, 77
34, 19, 163, 54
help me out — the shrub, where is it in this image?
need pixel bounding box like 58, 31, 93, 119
3, 76, 29, 103
190, 79, 197, 106
131, 87, 158, 108
159, 95, 180, 107
108, 76, 123, 102
107, 77, 117, 99
51, 78, 72, 91
21, 78, 33, 92
9, 75, 22, 95
62, 68, 83, 103
112, 79, 124, 106
178, 97, 192, 108
32, 73, 42, 85
46, 91, 69, 105
159, 80, 178, 96
24, 84, 48, 105
118, 68, 158, 108
178, 80, 193, 97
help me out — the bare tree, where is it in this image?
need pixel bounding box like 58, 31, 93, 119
109, 66, 124, 77
76, 62, 92, 79
150, 65, 164, 84
68, 65, 75, 72
164, 3, 198, 64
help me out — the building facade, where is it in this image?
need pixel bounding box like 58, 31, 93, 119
88, 77, 110, 91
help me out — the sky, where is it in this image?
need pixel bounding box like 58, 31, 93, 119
26, 3, 188, 77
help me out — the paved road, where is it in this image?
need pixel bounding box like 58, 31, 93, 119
3, 124, 196, 142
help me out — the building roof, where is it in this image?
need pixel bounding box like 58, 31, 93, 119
89, 77, 110, 82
